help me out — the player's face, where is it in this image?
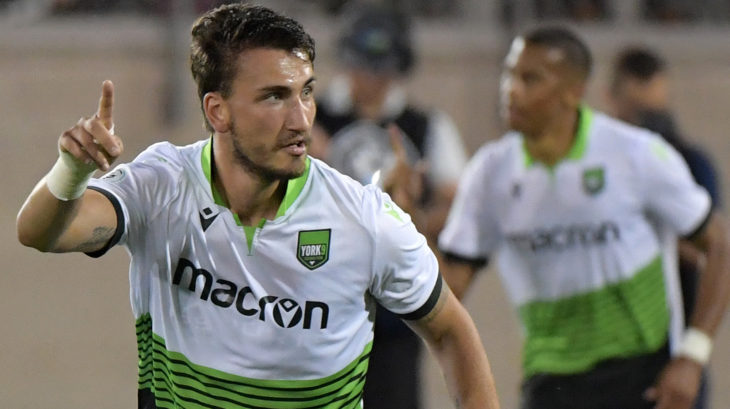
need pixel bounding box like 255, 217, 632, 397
609, 73, 669, 125
226, 48, 316, 179
500, 38, 575, 136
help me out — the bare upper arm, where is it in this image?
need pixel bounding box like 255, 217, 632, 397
681, 211, 727, 253
406, 280, 471, 344
51, 187, 119, 253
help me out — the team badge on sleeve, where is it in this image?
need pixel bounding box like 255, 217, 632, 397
101, 168, 127, 183
297, 229, 331, 270
582, 167, 605, 195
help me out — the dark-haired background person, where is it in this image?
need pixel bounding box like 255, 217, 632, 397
15, 4, 501, 409
311, 5, 468, 409
439, 26, 730, 409
607, 46, 722, 409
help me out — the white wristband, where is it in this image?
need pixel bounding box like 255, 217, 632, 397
45, 150, 97, 201
677, 327, 713, 365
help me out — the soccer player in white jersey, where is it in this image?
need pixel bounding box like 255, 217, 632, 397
439, 26, 730, 409
16, 4, 499, 409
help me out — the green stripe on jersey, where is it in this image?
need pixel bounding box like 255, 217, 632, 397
518, 255, 669, 377
136, 314, 368, 408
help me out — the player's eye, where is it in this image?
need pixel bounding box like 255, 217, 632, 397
263, 92, 284, 102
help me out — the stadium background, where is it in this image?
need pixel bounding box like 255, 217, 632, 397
1, 1, 729, 407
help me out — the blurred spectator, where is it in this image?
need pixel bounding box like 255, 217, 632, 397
608, 46, 722, 409
607, 46, 720, 212
311, 4, 468, 408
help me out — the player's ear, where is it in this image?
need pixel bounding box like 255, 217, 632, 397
203, 92, 231, 133
562, 79, 586, 110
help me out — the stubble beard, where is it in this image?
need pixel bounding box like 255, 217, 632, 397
229, 124, 305, 182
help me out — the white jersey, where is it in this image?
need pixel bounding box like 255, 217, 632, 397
88, 139, 440, 408
439, 107, 711, 377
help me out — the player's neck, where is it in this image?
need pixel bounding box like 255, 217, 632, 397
523, 109, 579, 167
212, 140, 286, 226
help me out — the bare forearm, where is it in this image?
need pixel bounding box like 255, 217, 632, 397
17, 179, 83, 252
690, 220, 730, 335
18, 180, 117, 253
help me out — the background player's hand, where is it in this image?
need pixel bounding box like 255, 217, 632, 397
58, 80, 123, 172
383, 124, 426, 216
644, 357, 702, 409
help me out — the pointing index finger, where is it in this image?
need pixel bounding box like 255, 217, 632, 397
97, 80, 114, 130
387, 123, 407, 162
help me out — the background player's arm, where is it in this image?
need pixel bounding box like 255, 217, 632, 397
441, 258, 480, 300
407, 282, 500, 409
648, 211, 730, 409
682, 211, 730, 336
17, 81, 123, 253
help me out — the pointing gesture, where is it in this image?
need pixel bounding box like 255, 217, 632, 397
97, 79, 114, 131
383, 124, 426, 211
58, 80, 123, 173
45, 80, 124, 201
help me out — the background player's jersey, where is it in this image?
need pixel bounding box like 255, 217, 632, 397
88, 139, 440, 409
439, 107, 711, 377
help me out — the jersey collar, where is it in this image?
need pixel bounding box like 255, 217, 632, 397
200, 137, 311, 224
522, 105, 593, 167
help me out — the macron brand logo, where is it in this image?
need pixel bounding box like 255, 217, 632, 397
172, 258, 329, 329
199, 207, 219, 232
507, 221, 620, 252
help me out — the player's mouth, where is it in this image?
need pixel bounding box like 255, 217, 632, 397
281, 138, 308, 156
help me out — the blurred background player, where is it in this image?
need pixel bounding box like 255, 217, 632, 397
310, 3, 468, 408
439, 26, 730, 409
607, 46, 723, 409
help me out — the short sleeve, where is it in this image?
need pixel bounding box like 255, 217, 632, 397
438, 147, 500, 263
85, 143, 182, 256
367, 188, 441, 320
639, 134, 712, 237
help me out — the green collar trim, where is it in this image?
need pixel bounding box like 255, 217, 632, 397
200, 137, 311, 227
201, 138, 226, 206
522, 105, 593, 167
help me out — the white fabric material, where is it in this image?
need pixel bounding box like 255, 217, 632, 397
87, 140, 439, 381
424, 111, 468, 185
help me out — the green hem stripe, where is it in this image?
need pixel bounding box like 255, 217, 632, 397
136, 314, 368, 408
519, 255, 669, 376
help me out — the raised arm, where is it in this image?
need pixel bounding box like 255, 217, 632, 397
407, 280, 500, 409
17, 80, 124, 253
